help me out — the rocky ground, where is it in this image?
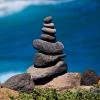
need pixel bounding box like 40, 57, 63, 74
0, 87, 19, 100
0, 70, 100, 99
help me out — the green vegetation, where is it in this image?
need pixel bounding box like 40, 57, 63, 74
15, 87, 100, 100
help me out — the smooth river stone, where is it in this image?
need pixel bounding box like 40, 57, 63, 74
34, 53, 66, 67
41, 34, 56, 42
44, 16, 52, 23
27, 61, 67, 80
33, 39, 64, 54
42, 27, 56, 34
43, 23, 54, 28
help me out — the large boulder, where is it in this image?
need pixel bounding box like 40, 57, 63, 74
27, 61, 67, 85
37, 73, 81, 91
27, 61, 67, 80
81, 69, 99, 85
4, 73, 34, 92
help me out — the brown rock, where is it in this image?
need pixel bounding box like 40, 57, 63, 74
81, 69, 99, 85
98, 80, 100, 86
34, 53, 66, 67
27, 61, 67, 82
4, 73, 34, 92
43, 23, 54, 28
38, 73, 81, 91
42, 27, 56, 34
41, 34, 56, 42
44, 16, 52, 23
33, 39, 64, 54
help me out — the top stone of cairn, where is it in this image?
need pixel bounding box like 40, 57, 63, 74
44, 16, 52, 23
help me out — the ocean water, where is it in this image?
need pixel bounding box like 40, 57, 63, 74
0, 0, 100, 83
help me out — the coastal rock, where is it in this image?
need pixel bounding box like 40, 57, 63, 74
98, 80, 100, 86
44, 16, 52, 23
4, 73, 34, 92
38, 73, 81, 91
44, 23, 54, 28
41, 34, 56, 42
81, 69, 99, 85
34, 53, 66, 67
42, 27, 56, 34
33, 39, 64, 54
27, 61, 67, 82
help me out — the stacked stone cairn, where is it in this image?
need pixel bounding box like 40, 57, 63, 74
27, 16, 67, 85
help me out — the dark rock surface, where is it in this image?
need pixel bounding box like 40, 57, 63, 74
81, 69, 99, 85
33, 39, 64, 54
34, 53, 66, 67
4, 73, 34, 92
41, 33, 56, 42
27, 61, 67, 81
42, 27, 56, 34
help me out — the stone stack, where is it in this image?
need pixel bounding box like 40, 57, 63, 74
27, 16, 67, 85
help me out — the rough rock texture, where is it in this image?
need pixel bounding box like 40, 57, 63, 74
33, 39, 64, 54
34, 53, 66, 67
4, 73, 34, 92
81, 69, 99, 85
41, 34, 56, 42
37, 73, 81, 91
27, 61, 67, 80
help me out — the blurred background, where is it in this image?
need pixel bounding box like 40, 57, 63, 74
0, 0, 100, 82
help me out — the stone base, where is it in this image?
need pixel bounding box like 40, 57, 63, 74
27, 61, 67, 85
36, 73, 81, 91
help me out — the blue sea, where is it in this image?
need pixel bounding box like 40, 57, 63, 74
0, 0, 100, 83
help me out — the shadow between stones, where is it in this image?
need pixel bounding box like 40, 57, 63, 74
34, 58, 64, 68
34, 69, 67, 85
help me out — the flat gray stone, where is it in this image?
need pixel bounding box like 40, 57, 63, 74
33, 39, 64, 54
27, 61, 67, 80
41, 34, 56, 42
43, 23, 54, 28
42, 27, 56, 34
34, 53, 66, 67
